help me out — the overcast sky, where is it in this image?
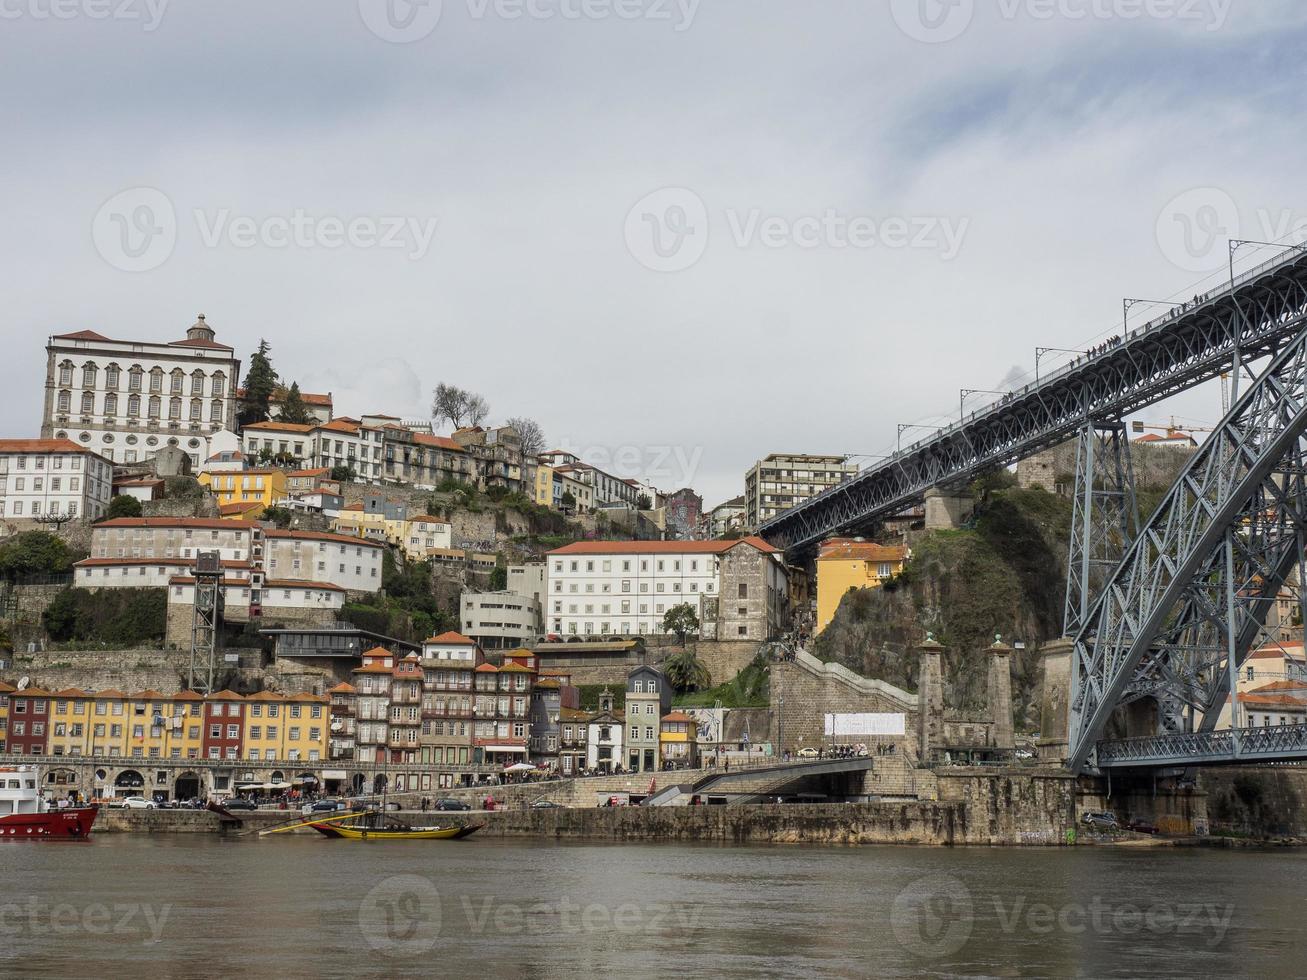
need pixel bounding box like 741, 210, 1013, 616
4, 0, 1305, 505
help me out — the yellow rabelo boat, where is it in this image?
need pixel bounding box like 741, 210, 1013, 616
260, 809, 481, 841
311, 811, 481, 841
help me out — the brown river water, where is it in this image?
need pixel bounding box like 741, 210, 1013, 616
3, 836, 1305, 977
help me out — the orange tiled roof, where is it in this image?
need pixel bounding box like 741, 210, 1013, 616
426, 631, 476, 645
240, 420, 317, 433
817, 538, 910, 563
548, 537, 780, 556
206, 690, 245, 701
328, 682, 356, 694
474, 663, 499, 673
95, 517, 256, 530
52, 329, 112, 342
264, 528, 384, 549
661, 712, 694, 723
352, 662, 395, 674
0, 438, 104, 456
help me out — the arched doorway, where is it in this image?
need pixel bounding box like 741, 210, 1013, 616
372, 773, 388, 794
113, 770, 145, 796
174, 771, 201, 801
270, 770, 285, 784
351, 773, 366, 794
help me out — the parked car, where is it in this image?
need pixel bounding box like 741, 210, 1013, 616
1125, 818, 1159, 835
1080, 810, 1118, 830
433, 799, 471, 811
797, 747, 820, 759
121, 797, 155, 810
221, 798, 258, 811
302, 799, 345, 814
531, 800, 565, 809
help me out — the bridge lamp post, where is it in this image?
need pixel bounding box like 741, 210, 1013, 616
1034, 347, 1083, 382
896, 423, 943, 454
960, 389, 1007, 423
1123, 298, 1183, 336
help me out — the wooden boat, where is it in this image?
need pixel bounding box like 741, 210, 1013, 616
310, 813, 482, 841
259, 808, 481, 841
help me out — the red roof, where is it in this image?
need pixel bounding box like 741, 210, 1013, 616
264, 528, 384, 549
426, 631, 476, 645
95, 516, 256, 530
52, 329, 113, 342
263, 579, 347, 593
241, 420, 316, 433
0, 438, 105, 457
548, 537, 780, 556
817, 538, 909, 563
169, 337, 234, 351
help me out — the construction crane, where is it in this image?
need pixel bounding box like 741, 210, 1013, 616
1129, 417, 1218, 442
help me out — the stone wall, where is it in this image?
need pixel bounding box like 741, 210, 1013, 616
94, 777, 1077, 846
7, 583, 68, 626
164, 599, 336, 650
5, 647, 266, 694
771, 651, 919, 756
1197, 767, 1307, 837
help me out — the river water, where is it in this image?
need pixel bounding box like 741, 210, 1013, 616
3, 836, 1304, 977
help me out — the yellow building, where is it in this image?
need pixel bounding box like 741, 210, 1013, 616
815, 538, 910, 634
242, 691, 329, 762
331, 505, 389, 544
45, 688, 207, 760
534, 464, 593, 513
198, 468, 289, 516
659, 711, 698, 768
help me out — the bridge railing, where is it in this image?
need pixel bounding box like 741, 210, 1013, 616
1096, 723, 1307, 767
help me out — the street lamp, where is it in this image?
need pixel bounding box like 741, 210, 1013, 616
1034, 347, 1083, 382
896, 423, 943, 454
960, 388, 1007, 423
1122, 298, 1182, 336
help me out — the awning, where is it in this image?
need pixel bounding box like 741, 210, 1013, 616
322, 770, 347, 780
503, 762, 535, 772
483, 746, 528, 754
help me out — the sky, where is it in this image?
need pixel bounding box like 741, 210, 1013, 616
4, 0, 1307, 506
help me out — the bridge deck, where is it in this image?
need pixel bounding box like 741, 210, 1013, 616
760, 244, 1307, 555
1095, 725, 1307, 769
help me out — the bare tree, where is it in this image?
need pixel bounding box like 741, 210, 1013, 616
505, 416, 546, 457
432, 383, 491, 430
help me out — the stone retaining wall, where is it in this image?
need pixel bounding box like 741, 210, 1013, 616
94, 788, 1075, 845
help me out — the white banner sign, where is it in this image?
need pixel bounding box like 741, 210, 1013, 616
824, 712, 906, 737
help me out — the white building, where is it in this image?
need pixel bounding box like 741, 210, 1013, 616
459, 590, 543, 650
42, 316, 241, 468
537, 450, 642, 507
241, 417, 385, 483
544, 538, 787, 639
73, 518, 381, 597
262, 529, 384, 594
0, 439, 114, 522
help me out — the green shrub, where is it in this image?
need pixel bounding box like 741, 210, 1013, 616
42, 588, 166, 646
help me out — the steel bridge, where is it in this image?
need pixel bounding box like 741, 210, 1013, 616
758, 239, 1307, 775
758, 244, 1307, 556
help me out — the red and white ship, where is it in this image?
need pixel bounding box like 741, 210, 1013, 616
0, 766, 97, 840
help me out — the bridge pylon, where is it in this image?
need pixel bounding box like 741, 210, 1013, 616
1063, 421, 1139, 637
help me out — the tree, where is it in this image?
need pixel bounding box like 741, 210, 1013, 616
661, 648, 711, 693
0, 531, 74, 580
261, 506, 294, 529
106, 495, 143, 520
330, 464, 356, 483
560, 490, 577, 512
636, 493, 652, 510
489, 566, 508, 590
661, 602, 700, 644
278, 382, 313, 425
431, 383, 490, 430
239, 339, 279, 425
505, 416, 546, 457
